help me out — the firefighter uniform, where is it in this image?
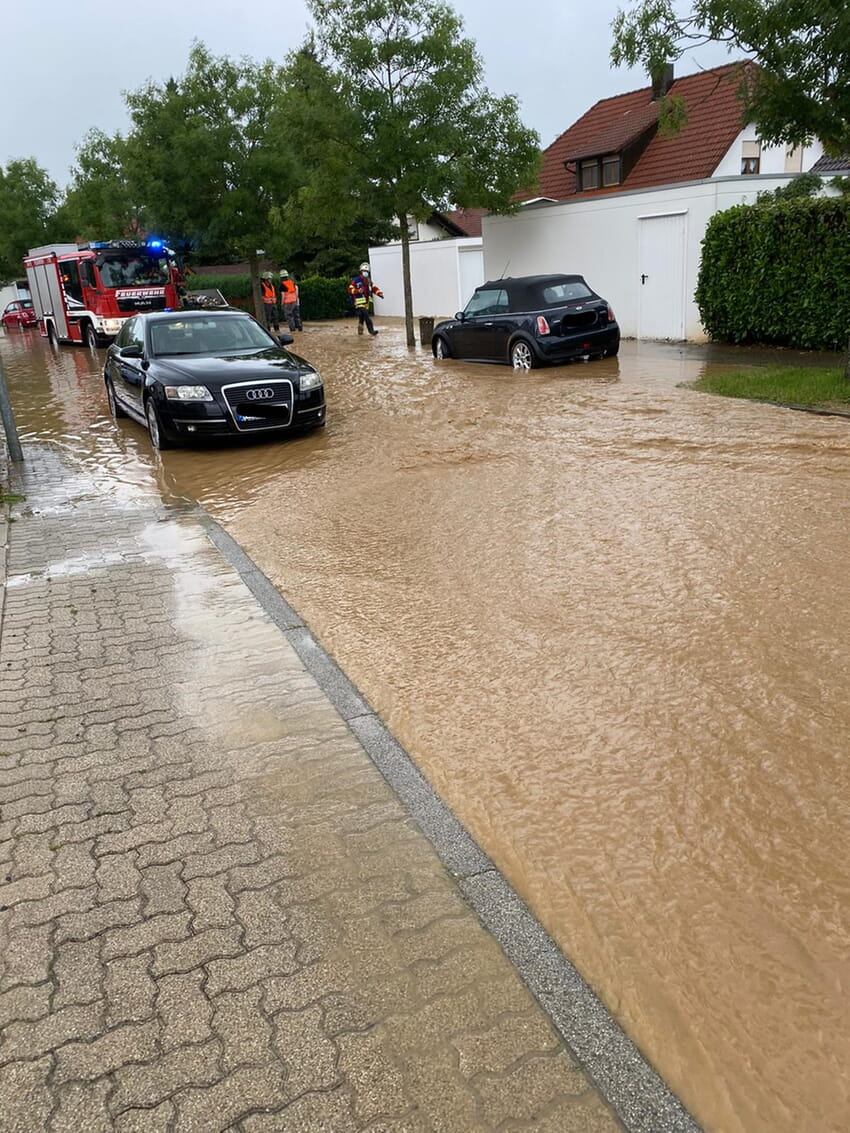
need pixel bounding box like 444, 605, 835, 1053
348, 264, 383, 336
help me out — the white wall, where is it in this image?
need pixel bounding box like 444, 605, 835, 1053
369, 237, 484, 319
713, 127, 823, 177
0, 282, 29, 311
482, 175, 807, 342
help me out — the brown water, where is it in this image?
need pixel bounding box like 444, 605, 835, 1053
3, 321, 849, 1133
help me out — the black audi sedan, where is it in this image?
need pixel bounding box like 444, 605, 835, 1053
103, 309, 325, 449
432, 274, 620, 370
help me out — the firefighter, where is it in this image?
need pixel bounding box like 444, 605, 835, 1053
347, 262, 383, 336
279, 270, 302, 332
260, 271, 279, 332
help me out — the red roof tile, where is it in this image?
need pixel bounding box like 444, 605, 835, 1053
442, 208, 487, 237
528, 61, 753, 201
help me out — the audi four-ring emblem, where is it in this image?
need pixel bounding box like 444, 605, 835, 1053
246, 388, 276, 400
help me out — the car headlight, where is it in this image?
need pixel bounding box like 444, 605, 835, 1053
300, 371, 322, 392
163, 385, 214, 401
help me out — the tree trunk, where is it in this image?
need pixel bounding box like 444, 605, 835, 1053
845, 334, 850, 382
399, 214, 415, 348
248, 250, 264, 322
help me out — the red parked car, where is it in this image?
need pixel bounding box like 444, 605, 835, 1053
2, 299, 37, 328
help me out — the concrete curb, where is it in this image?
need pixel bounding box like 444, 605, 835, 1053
196, 510, 701, 1133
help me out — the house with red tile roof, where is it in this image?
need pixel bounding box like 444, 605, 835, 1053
371, 62, 834, 334
524, 61, 829, 203
480, 61, 827, 342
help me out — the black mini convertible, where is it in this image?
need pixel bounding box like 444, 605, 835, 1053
432, 274, 620, 370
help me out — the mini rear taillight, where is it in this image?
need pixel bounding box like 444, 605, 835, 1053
536, 315, 550, 335
607, 305, 616, 322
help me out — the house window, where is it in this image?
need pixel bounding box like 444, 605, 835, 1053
602, 156, 621, 186
580, 160, 599, 190
741, 140, 761, 175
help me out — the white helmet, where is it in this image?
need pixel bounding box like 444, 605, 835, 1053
359, 262, 370, 274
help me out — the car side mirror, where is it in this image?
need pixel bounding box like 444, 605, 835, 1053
277, 333, 294, 346
455, 312, 466, 322
119, 344, 143, 358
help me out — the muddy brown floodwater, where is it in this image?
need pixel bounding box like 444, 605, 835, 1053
3, 320, 849, 1132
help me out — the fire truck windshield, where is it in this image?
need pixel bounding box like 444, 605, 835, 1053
97, 255, 170, 289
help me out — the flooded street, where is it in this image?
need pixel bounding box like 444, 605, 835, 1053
3, 321, 849, 1132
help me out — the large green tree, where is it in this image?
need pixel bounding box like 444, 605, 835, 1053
611, 0, 850, 154
0, 159, 61, 281
270, 44, 395, 277
62, 129, 145, 241
123, 43, 300, 317
303, 0, 541, 346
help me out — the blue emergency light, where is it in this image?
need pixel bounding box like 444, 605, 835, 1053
147, 239, 164, 249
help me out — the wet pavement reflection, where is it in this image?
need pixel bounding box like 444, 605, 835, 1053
3, 320, 849, 1133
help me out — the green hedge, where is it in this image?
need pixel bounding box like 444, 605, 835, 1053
189, 274, 351, 320
695, 197, 850, 350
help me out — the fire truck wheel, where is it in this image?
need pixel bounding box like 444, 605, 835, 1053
105, 379, 127, 419
145, 398, 173, 451
84, 323, 99, 350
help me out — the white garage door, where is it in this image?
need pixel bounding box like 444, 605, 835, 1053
638, 212, 687, 340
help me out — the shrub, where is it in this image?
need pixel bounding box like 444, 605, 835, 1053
188, 274, 251, 302
188, 273, 351, 320
696, 197, 850, 350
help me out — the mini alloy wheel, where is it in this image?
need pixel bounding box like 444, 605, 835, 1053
510, 340, 536, 371
433, 336, 450, 359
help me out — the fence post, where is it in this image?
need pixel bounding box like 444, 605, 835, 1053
0, 356, 23, 463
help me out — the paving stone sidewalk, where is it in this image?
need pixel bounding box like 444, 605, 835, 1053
0, 446, 620, 1132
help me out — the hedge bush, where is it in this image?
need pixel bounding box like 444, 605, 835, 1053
695, 197, 850, 350
188, 274, 350, 320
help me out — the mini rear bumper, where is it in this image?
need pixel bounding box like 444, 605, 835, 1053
535, 324, 619, 361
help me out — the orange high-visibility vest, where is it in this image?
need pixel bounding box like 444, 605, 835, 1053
281, 279, 299, 304
261, 280, 276, 302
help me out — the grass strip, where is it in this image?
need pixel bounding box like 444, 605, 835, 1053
688, 366, 850, 409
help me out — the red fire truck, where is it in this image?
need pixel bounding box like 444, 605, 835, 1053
24, 239, 182, 348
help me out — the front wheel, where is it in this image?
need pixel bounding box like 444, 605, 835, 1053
433, 335, 451, 360
510, 339, 538, 371
145, 398, 173, 450
84, 322, 99, 350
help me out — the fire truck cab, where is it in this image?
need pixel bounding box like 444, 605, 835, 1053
24, 239, 182, 348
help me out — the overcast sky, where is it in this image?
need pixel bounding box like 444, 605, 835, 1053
2, 0, 734, 189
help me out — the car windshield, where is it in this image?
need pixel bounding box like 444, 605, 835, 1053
149, 317, 275, 356
98, 256, 170, 288
464, 288, 509, 317
538, 280, 593, 306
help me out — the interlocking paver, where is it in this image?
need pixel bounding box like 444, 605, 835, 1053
0, 445, 622, 1131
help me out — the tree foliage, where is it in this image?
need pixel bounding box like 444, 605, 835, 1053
270, 44, 395, 277
61, 130, 144, 241
123, 43, 300, 316
302, 0, 541, 345
611, 0, 850, 154
0, 159, 61, 281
